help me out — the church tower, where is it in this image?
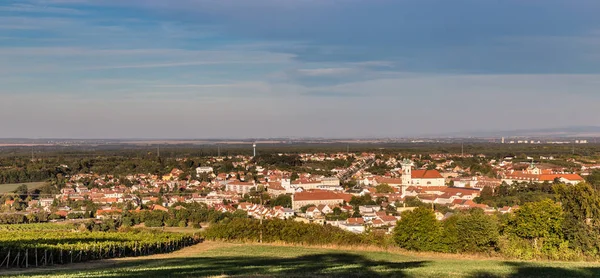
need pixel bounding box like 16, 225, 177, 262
401, 159, 413, 186
400, 159, 413, 198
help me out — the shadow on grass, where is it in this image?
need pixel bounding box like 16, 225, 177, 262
45, 253, 428, 277
469, 262, 600, 278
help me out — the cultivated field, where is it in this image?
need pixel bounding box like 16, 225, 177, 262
3, 242, 600, 278
0, 182, 46, 193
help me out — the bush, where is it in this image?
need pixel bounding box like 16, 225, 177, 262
442, 209, 499, 253
393, 207, 442, 252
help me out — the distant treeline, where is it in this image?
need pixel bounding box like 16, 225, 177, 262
2, 142, 599, 159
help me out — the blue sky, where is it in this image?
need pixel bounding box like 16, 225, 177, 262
1, 0, 600, 138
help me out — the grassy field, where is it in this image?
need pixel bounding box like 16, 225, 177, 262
2, 242, 600, 278
0, 182, 46, 193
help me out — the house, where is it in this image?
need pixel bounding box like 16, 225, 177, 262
372, 177, 404, 187
378, 215, 399, 226
274, 206, 295, 219
453, 176, 502, 190
317, 204, 335, 215
501, 165, 584, 185
291, 178, 322, 190
347, 217, 365, 225
151, 204, 169, 212
142, 196, 159, 204
196, 167, 214, 175
371, 219, 386, 227
75, 186, 89, 193
291, 190, 352, 210
338, 223, 365, 233
39, 198, 54, 207
225, 181, 257, 194
96, 208, 122, 219
163, 168, 185, 181
358, 205, 380, 220
320, 177, 341, 187
267, 182, 287, 196
305, 206, 322, 218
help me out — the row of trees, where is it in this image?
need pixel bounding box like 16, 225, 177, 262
395, 183, 600, 260
203, 218, 389, 247
123, 203, 248, 228
475, 181, 555, 208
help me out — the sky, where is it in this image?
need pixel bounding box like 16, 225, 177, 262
1, 0, 600, 139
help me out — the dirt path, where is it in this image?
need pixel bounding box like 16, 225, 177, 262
0, 241, 228, 276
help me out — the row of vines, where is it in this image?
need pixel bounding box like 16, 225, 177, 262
0, 224, 200, 269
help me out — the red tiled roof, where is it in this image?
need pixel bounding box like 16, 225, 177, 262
54, 211, 69, 217
293, 190, 352, 202
372, 219, 384, 225
268, 182, 285, 191
379, 215, 398, 222
504, 172, 584, 182
228, 181, 255, 186
347, 217, 364, 224
411, 170, 443, 179
540, 174, 584, 181
374, 177, 403, 185
151, 204, 168, 212
96, 209, 122, 215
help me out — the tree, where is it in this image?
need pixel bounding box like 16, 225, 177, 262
393, 207, 442, 251
14, 184, 28, 198
349, 194, 376, 207
442, 209, 499, 253
507, 199, 563, 250
300, 204, 315, 213
270, 194, 292, 208
375, 183, 394, 194
232, 209, 248, 219
585, 170, 600, 190
333, 207, 342, 215
554, 183, 600, 254
480, 186, 494, 199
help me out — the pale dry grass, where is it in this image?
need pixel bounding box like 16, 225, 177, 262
210, 240, 503, 261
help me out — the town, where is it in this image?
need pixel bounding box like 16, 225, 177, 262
2, 145, 593, 235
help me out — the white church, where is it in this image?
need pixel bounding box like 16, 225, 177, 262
400, 159, 445, 187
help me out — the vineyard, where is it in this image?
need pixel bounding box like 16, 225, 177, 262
0, 223, 200, 269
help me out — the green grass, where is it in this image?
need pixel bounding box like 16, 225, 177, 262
0, 182, 46, 193
4, 243, 600, 277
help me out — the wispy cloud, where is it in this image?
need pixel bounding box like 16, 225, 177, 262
296, 68, 356, 76
348, 61, 395, 67
0, 16, 74, 30
0, 3, 84, 15
152, 83, 261, 89
83, 60, 285, 70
